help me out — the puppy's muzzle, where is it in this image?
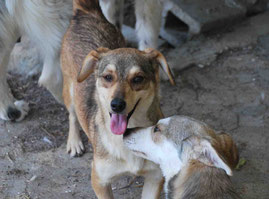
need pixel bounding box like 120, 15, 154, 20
111, 98, 126, 113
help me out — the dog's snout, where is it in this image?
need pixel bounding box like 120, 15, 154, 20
111, 98, 126, 113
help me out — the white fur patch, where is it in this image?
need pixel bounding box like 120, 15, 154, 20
124, 127, 182, 179
129, 66, 141, 74
105, 64, 116, 72
159, 117, 171, 126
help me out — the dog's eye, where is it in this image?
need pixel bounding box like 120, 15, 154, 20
103, 74, 113, 82
132, 76, 144, 84
153, 126, 160, 133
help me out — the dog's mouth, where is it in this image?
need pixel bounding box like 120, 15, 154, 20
109, 99, 141, 135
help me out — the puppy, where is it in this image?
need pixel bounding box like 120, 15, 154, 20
61, 0, 175, 198
124, 115, 241, 199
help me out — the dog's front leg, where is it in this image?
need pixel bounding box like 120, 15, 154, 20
141, 169, 164, 199
91, 162, 114, 199
0, 50, 29, 122
0, 15, 29, 122
135, 0, 163, 50
99, 0, 124, 30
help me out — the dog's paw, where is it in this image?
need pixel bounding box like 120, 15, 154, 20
0, 100, 29, 122
66, 137, 85, 157
13, 100, 29, 122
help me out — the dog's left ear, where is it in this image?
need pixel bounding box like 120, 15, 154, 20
144, 48, 175, 85
77, 47, 110, 82
185, 136, 233, 176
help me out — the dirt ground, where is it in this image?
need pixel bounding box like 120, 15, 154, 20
1, 12, 269, 199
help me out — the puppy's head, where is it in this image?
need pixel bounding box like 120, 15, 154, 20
123, 116, 233, 179
77, 47, 175, 135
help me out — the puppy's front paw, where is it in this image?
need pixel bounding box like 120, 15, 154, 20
14, 100, 29, 122
66, 136, 85, 157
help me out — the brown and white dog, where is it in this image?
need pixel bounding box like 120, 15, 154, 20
0, 0, 163, 122
124, 116, 241, 199
61, 0, 174, 198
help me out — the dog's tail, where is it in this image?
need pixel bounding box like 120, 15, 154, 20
73, 0, 101, 14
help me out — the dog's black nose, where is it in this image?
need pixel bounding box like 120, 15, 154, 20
111, 98, 126, 113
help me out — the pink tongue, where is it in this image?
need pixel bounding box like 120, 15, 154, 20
110, 114, 128, 135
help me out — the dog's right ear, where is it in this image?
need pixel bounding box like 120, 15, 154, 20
144, 48, 175, 86
184, 136, 233, 176
77, 47, 110, 82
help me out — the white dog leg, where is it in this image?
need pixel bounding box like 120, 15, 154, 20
66, 105, 84, 157
100, 0, 124, 29
135, 0, 163, 50
141, 168, 164, 199
38, 55, 63, 103
0, 4, 29, 121
0, 50, 30, 122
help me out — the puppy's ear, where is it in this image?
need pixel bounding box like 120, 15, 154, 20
144, 48, 175, 85
185, 136, 233, 176
215, 133, 239, 170
77, 47, 110, 82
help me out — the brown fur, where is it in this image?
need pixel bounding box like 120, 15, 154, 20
170, 160, 241, 199
164, 117, 240, 199
214, 133, 239, 169
61, 0, 175, 198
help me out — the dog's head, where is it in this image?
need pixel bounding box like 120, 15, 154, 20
77, 47, 175, 135
123, 116, 233, 179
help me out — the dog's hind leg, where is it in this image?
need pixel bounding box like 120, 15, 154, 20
38, 54, 63, 103
63, 80, 84, 157
66, 105, 85, 157
135, 0, 163, 50
100, 0, 124, 30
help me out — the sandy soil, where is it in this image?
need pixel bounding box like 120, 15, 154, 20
1, 13, 269, 199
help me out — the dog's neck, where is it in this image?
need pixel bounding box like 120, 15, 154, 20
162, 157, 182, 199
162, 148, 183, 199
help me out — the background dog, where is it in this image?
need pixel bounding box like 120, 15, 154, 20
0, 0, 72, 121
61, 0, 174, 198
124, 115, 240, 199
